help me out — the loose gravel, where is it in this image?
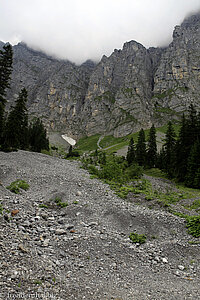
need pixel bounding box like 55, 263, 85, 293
0, 150, 199, 300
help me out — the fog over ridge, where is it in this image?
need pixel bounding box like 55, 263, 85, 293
0, 0, 200, 64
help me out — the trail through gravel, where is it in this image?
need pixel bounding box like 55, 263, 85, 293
0, 151, 199, 300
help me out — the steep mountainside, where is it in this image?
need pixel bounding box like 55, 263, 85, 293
3, 13, 200, 138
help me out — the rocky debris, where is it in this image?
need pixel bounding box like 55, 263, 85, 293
3, 13, 200, 139
0, 150, 199, 299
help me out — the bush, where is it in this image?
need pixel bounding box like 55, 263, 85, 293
126, 164, 143, 179
53, 196, 68, 208
99, 161, 124, 182
129, 232, 146, 244
186, 215, 200, 238
6, 180, 29, 194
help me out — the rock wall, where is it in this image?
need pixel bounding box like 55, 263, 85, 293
4, 13, 200, 138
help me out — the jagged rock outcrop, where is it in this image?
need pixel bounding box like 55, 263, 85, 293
152, 13, 200, 123
3, 12, 200, 138
82, 41, 156, 137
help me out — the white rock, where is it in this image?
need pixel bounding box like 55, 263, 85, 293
162, 257, 168, 263
55, 229, 66, 235
178, 265, 185, 271
76, 191, 82, 196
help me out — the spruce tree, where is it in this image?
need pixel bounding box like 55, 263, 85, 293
136, 129, 146, 166
162, 121, 176, 177
186, 140, 200, 188
126, 137, 135, 166
0, 44, 13, 145
4, 88, 28, 150
146, 124, 157, 168
29, 118, 49, 152
175, 115, 189, 181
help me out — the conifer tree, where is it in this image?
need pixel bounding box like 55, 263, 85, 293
162, 121, 176, 177
0, 44, 13, 145
28, 118, 49, 152
126, 137, 135, 166
186, 140, 200, 188
4, 88, 28, 150
146, 124, 157, 168
136, 129, 146, 166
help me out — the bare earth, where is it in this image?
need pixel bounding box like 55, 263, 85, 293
0, 151, 199, 300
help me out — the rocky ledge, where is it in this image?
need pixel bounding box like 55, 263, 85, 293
0, 151, 199, 299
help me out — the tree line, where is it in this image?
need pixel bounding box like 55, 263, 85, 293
126, 106, 200, 189
0, 44, 49, 152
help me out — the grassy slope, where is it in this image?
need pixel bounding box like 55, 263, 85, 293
75, 124, 181, 154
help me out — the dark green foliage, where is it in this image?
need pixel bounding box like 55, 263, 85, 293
146, 124, 157, 168
136, 129, 146, 166
3, 88, 29, 150
6, 179, 29, 194
29, 118, 49, 152
157, 105, 200, 188
129, 232, 146, 244
0, 44, 13, 145
65, 145, 80, 158
161, 121, 176, 177
186, 215, 200, 238
53, 196, 68, 208
126, 137, 135, 166
175, 114, 189, 181
81, 151, 143, 185
186, 141, 200, 188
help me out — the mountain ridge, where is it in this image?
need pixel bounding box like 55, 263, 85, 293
3, 12, 200, 139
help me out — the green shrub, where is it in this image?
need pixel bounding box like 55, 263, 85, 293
39, 204, 48, 208
53, 196, 68, 208
0, 204, 3, 214
6, 180, 30, 194
129, 232, 146, 244
126, 164, 143, 179
99, 161, 124, 182
186, 215, 200, 238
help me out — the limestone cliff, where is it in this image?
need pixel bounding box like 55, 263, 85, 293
3, 13, 200, 138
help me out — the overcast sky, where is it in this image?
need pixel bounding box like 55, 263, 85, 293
0, 0, 200, 64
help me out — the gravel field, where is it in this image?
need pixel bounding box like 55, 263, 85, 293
0, 150, 199, 300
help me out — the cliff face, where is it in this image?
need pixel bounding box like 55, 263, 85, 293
4, 13, 200, 138
152, 13, 200, 123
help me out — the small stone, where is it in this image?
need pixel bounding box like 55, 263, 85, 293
178, 265, 185, 271
18, 243, 28, 253
76, 191, 82, 196
175, 270, 180, 276
162, 257, 168, 263
11, 209, 19, 217
88, 222, 98, 227
55, 229, 66, 235
154, 256, 160, 262
66, 224, 74, 230
43, 239, 49, 247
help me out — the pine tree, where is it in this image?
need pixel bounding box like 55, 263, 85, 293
126, 137, 135, 166
146, 124, 157, 168
136, 129, 146, 166
29, 118, 49, 152
175, 114, 189, 181
4, 88, 28, 150
162, 121, 176, 177
188, 104, 198, 145
186, 140, 200, 187
0, 44, 13, 145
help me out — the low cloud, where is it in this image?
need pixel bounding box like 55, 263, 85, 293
0, 0, 200, 64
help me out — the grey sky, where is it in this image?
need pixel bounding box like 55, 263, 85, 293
0, 0, 200, 64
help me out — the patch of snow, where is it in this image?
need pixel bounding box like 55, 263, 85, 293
61, 134, 76, 146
